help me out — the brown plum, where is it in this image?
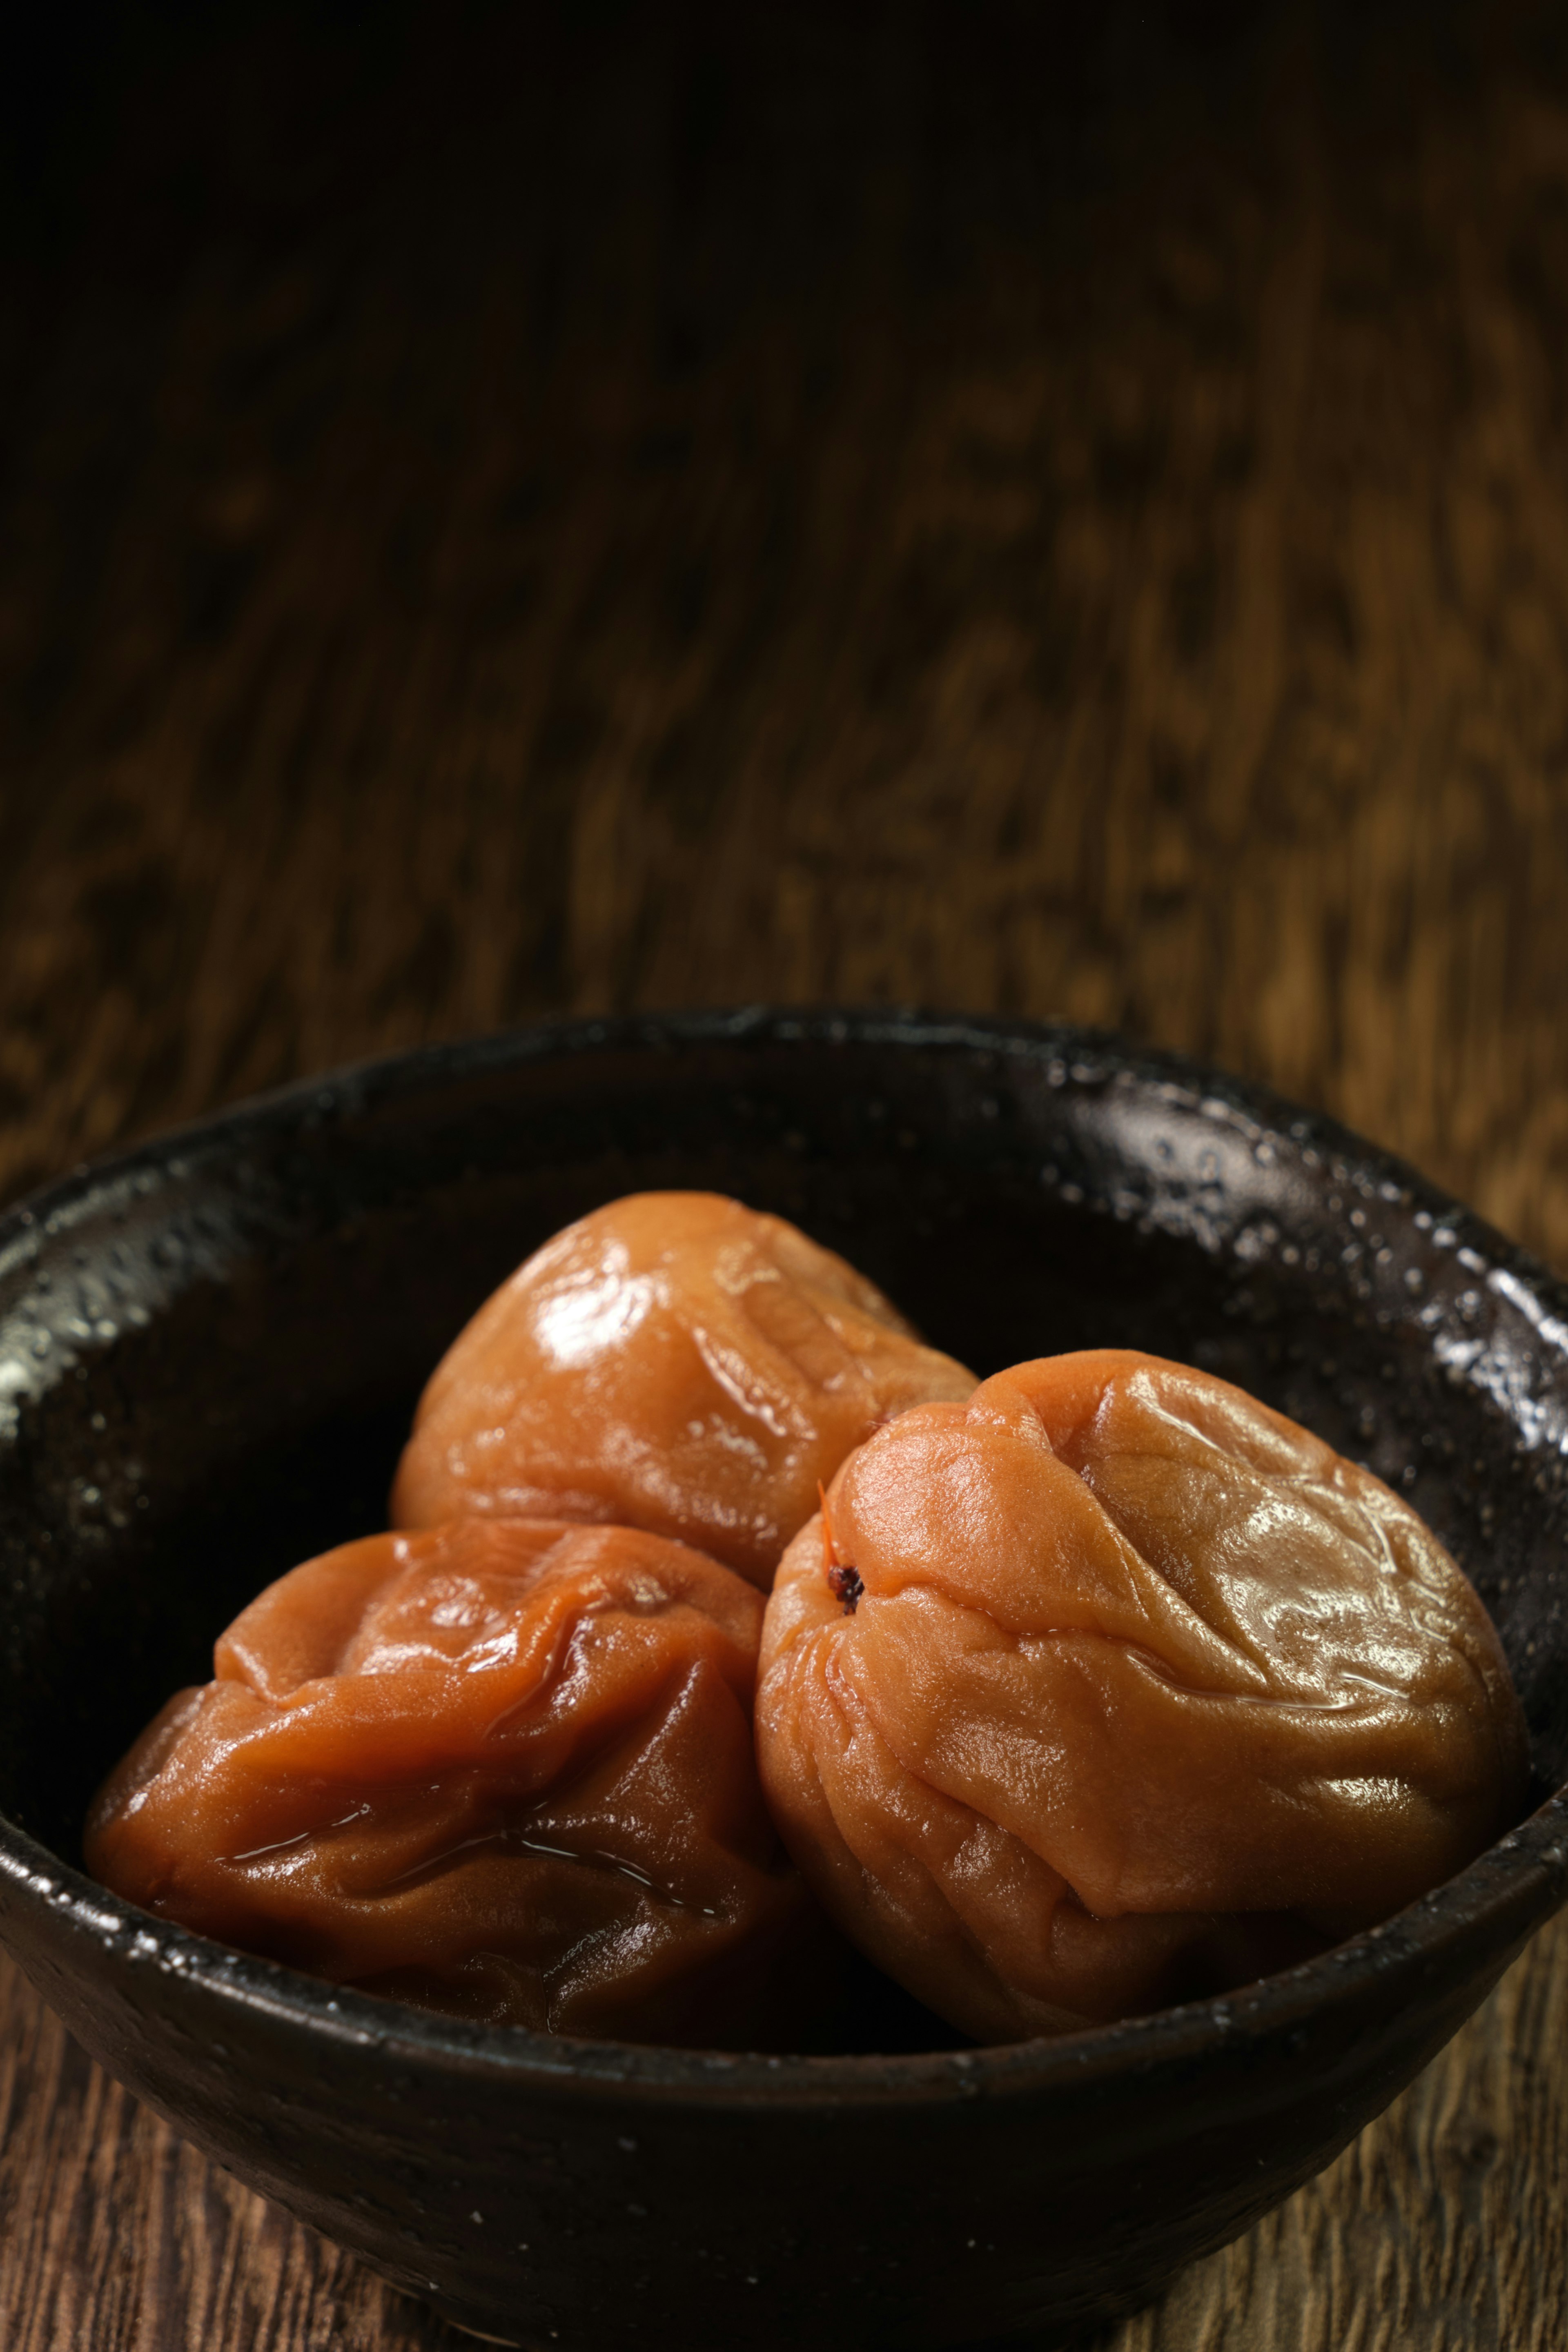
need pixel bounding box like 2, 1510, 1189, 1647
88, 1519, 837, 2047
391, 1192, 976, 1586
756, 1350, 1530, 2042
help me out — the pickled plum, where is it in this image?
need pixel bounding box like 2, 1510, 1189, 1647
87, 1518, 837, 2047
391, 1191, 976, 1586
755, 1350, 1529, 2042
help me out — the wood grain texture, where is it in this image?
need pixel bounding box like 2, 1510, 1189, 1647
2, 1, 1568, 2343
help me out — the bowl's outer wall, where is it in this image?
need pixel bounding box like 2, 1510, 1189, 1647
0, 1821, 1556, 2351
2, 1011, 1567, 2348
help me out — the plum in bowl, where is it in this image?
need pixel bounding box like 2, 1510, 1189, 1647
1, 1008, 1566, 2350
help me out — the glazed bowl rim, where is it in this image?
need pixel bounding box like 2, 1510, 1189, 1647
3, 1004, 1567, 2111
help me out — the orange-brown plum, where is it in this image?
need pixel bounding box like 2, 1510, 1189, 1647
756, 1350, 1529, 2042
87, 1519, 836, 2047
391, 1192, 976, 1587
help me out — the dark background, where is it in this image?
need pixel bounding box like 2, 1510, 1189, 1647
4, 0, 1568, 1261
4, 2, 1568, 2345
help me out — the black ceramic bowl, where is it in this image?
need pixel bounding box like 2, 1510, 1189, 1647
2, 1011, 1567, 2350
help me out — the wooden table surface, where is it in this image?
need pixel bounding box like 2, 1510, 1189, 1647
4, 1, 1568, 2343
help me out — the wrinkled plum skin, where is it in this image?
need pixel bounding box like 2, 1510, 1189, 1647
757, 1350, 1530, 2044
391, 1192, 977, 1587
86, 1520, 835, 2048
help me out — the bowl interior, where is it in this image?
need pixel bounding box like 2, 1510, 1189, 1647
1, 1013, 1565, 2049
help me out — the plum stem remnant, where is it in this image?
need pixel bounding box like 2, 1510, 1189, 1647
819, 1480, 863, 1614
827, 1562, 864, 1613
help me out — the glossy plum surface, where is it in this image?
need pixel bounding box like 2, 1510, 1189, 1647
87, 1517, 834, 2047
759, 1350, 1527, 2041
392, 1190, 973, 1586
